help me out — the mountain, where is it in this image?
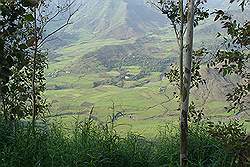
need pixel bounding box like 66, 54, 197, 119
64, 0, 165, 40
44, 0, 250, 131
51, 0, 235, 45
47, 0, 249, 73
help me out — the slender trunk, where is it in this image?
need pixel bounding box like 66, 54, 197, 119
179, 0, 184, 97
32, 8, 38, 129
180, 0, 194, 166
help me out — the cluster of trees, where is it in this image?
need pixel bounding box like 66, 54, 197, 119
93, 69, 150, 88
0, 0, 79, 127
82, 41, 175, 74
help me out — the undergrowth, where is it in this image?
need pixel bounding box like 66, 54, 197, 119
0, 118, 247, 167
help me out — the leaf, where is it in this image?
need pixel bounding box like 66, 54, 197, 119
214, 14, 220, 21
24, 14, 35, 21
6, 55, 13, 65
216, 32, 221, 38
19, 44, 28, 49
223, 69, 227, 76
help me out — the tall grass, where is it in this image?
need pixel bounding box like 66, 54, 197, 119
0, 119, 236, 167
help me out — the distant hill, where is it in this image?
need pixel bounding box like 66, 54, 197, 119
64, 0, 166, 39
49, 0, 237, 45
50, 0, 250, 75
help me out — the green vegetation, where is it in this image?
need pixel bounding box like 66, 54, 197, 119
1, 0, 249, 166
47, 38, 135, 74
0, 118, 245, 167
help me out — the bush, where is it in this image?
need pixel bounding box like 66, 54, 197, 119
206, 121, 249, 167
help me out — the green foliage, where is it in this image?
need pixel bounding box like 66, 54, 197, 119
228, 0, 249, 11
0, 0, 79, 124
166, 51, 206, 89
0, 117, 241, 167
0, 1, 26, 88
210, 0, 249, 114
188, 101, 204, 123
206, 120, 249, 166
191, 48, 207, 89
153, 0, 209, 27
0, 0, 37, 121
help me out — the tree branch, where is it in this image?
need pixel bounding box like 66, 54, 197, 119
38, 0, 81, 47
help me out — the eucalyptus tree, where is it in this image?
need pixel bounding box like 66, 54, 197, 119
149, 0, 208, 166
180, 1, 194, 166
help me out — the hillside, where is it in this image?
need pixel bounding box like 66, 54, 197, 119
47, 0, 241, 48
45, 0, 250, 133
62, 0, 165, 40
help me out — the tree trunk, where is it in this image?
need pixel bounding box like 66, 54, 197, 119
180, 0, 195, 166
179, 0, 184, 96
32, 8, 38, 129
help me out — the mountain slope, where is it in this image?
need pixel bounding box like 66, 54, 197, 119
67, 0, 165, 39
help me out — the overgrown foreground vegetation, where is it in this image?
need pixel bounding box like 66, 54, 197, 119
0, 117, 249, 167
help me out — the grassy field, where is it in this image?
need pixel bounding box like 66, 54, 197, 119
46, 72, 174, 135
45, 30, 250, 136
45, 69, 244, 136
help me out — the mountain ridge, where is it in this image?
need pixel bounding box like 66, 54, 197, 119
64, 0, 165, 40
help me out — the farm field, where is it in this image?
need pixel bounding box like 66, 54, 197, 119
43, 0, 250, 135
45, 34, 249, 136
